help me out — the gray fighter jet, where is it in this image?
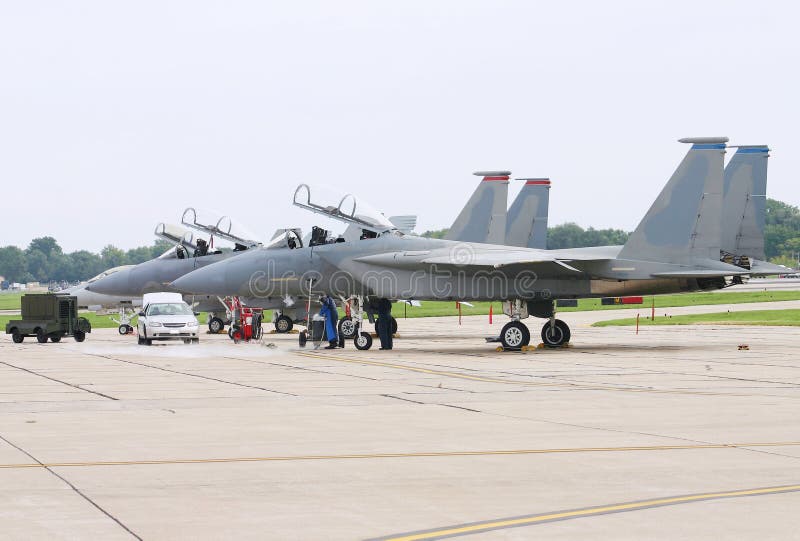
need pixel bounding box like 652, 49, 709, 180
85, 215, 268, 333
471, 146, 783, 276
447, 171, 551, 248
173, 137, 752, 350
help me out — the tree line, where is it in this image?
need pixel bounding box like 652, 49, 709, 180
0, 237, 173, 284
2, 197, 799, 284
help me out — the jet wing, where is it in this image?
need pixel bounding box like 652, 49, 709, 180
353, 250, 582, 272
749, 259, 793, 276
650, 269, 750, 278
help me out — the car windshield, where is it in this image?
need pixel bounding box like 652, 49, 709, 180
147, 303, 194, 316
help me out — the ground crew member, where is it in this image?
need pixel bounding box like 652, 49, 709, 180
319, 294, 339, 349
376, 297, 393, 350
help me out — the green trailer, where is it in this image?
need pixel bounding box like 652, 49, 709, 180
5, 294, 91, 343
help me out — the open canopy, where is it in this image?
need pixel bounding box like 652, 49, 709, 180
180, 207, 261, 248
292, 184, 396, 235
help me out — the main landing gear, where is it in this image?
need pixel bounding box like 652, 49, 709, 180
495, 300, 571, 350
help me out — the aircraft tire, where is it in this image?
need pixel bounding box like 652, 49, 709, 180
355, 332, 373, 350
338, 316, 357, 339
500, 321, 529, 349
274, 315, 293, 333
118, 325, 129, 335
208, 317, 224, 334
541, 319, 570, 347
299, 330, 308, 348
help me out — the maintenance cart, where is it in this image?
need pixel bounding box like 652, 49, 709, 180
5, 294, 91, 343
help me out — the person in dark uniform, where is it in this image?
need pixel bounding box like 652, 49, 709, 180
376, 297, 393, 350
319, 294, 339, 349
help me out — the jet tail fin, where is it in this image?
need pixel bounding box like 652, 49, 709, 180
505, 178, 550, 249
445, 171, 509, 244
721, 146, 769, 261
618, 137, 728, 264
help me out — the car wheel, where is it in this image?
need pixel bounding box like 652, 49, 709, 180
36, 329, 48, 343
11, 329, 23, 343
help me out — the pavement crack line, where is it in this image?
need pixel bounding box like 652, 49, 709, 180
0, 361, 118, 400
368, 483, 800, 540
224, 357, 381, 381
294, 351, 793, 399
83, 352, 296, 396
0, 433, 141, 540
2, 441, 800, 470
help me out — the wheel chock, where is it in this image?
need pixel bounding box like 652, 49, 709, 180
538, 341, 573, 349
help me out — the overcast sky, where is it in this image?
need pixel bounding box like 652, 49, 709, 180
1, 1, 798, 253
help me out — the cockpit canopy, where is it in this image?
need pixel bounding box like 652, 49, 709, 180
181, 207, 261, 249
154, 223, 196, 251
266, 228, 304, 250
293, 184, 397, 235
86, 265, 135, 283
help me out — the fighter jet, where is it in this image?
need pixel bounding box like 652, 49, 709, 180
85, 214, 270, 334
468, 146, 783, 276
445, 171, 551, 249
173, 137, 751, 350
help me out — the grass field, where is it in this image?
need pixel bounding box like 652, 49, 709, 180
592, 309, 800, 327
387, 290, 800, 318
2, 290, 800, 329
0, 292, 23, 310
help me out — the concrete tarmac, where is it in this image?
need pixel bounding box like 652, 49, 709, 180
1, 305, 799, 540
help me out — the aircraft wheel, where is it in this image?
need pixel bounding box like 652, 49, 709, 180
118, 325, 129, 335
541, 319, 570, 347
374, 317, 399, 336
338, 316, 357, 339
500, 321, 530, 349
74, 330, 86, 343
11, 329, 23, 343
209, 317, 224, 334
355, 332, 373, 350
36, 329, 48, 343
274, 315, 293, 333
50, 335, 62, 343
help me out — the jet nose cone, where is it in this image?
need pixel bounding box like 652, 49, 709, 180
172, 265, 227, 295
86, 269, 130, 295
